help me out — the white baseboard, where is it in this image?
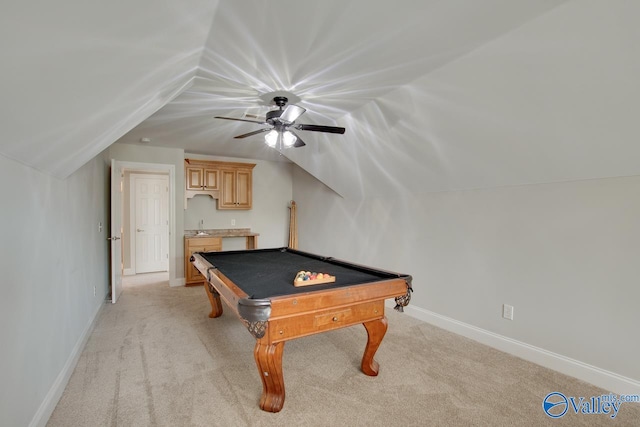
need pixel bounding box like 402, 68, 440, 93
394, 303, 640, 395
29, 301, 105, 427
170, 277, 185, 287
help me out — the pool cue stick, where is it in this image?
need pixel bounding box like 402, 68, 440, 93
293, 201, 297, 248
288, 201, 292, 247
288, 200, 298, 249
289, 200, 295, 249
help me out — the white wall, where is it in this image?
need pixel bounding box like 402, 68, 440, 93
184, 154, 293, 251
293, 168, 640, 391
0, 152, 110, 427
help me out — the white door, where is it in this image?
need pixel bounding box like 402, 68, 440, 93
134, 175, 169, 273
110, 160, 124, 304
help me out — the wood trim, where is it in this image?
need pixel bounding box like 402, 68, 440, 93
267, 300, 385, 343
186, 158, 256, 170
268, 278, 407, 316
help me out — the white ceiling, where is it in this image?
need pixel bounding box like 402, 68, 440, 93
3, 0, 640, 197
119, 0, 566, 163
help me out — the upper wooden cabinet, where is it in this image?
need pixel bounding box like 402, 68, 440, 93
186, 165, 218, 191
219, 166, 253, 209
185, 159, 255, 210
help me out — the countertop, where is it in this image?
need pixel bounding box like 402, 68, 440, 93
184, 228, 259, 238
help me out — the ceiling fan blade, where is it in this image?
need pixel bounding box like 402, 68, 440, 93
279, 105, 306, 123
214, 116, 266, 124
234, 128, 271, 139
295, 124, 346, 134
290, 131, 306, 147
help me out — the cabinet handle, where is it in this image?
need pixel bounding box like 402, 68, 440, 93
136, 228, 144, 232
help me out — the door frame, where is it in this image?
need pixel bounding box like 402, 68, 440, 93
110, 160, 124, 304
112, 160, 176, 284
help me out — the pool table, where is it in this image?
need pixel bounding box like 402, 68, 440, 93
190, 247, 412, 412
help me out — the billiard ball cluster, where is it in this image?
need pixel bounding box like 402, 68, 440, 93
295, 270, 330, 282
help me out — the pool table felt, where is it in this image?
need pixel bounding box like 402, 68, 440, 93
199, 248, 404, 300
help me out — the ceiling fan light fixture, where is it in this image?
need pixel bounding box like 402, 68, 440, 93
282, 131, 296, 147
265, 130, 278, 147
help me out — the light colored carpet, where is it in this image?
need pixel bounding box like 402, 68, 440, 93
47, 274, 640, 426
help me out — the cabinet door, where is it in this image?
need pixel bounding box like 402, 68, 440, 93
235, 169, 252, 209
219, 169, 237, 209
203, 168, 219, 190
186, 167, 204, 190
185, 238, 222, 284
187, 246, 209, 283
186, 249, 204, 283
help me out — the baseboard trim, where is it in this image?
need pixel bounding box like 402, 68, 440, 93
395, 303, 640, 395
29, 301, 105, 427
123, 268, 135, 276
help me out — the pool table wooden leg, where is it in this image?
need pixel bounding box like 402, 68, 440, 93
361, 317, 388, 376
203, 283, 223, 318
254, 341, 286, 413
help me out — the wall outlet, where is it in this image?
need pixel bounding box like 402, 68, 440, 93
93, 285, 97, 297
231, 219, 236, 226
502, 304, 514, 320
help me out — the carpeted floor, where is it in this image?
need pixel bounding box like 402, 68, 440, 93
47, 273, 640, 426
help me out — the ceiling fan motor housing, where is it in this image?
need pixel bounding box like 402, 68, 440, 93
273, 96, 288, 108
265, 109, 283, 125
265, 96, 288, 124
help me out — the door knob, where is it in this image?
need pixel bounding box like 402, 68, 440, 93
107, 236, 121, 241
137, 228, 144, 232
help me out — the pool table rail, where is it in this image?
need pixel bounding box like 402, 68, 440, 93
192, 251, 409, 331
190, 248, 413, 413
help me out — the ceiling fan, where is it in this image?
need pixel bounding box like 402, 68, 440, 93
214, 96, 345, 148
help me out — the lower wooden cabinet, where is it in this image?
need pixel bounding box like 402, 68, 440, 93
185, 237, 222, 285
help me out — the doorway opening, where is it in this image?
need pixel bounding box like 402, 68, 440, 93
110, 160, 176, 304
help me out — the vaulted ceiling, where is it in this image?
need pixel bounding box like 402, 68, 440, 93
3, 1, 639, 197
